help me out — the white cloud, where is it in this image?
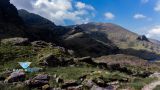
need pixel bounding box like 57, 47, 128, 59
11, 0, 95, 25
134, 14, 147, 19
141, 0, 149, 3
146, 25, 160, 39
104, 12, 115, 20
154, 0, 160, 12
76, 2, 94, 10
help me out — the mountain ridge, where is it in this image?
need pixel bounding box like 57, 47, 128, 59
16, 9, 160, 59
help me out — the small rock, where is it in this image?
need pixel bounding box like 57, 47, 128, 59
82, 79, 94, 88
42, 84, 50, 90
56, 77, 64, 83
67, 50, 75, 55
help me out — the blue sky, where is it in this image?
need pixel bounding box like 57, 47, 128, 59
11, 0, 160, 40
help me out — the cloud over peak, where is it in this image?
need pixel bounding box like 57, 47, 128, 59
11, 0, 95, 25
146, 25, 160, 39
76, 2, 94, 10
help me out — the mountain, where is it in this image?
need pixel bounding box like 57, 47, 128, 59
1, 0, 160, 59
17, 9, 160, 59
18, 10, 119, 57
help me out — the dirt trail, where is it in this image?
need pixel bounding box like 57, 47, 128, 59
142, 80, 160, 90
142, 73, 160, 90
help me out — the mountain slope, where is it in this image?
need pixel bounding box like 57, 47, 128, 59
18, 9, 55, 29
61, 26, 119, 57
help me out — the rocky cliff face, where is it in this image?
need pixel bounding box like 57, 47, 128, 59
0, 0, 26, 39
0, 0, 23, 24
0, 0, 57, 42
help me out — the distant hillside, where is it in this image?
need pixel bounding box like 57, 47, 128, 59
76, 22, 160, 54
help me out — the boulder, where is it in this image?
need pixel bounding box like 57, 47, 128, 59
1, 37, 29, 45
39, 54, 63, 67
39, 54, 73, 67
74, 56, 96, 65
33, 74, 50, 81
91, 85, 115, 90
25, 80, 49, 88
4, 71, 25, 83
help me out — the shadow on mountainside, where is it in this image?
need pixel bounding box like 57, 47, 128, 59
120, 48, 160, 60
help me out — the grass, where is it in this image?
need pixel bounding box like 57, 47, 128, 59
0, 43, 159, 90
46, 66, 103, 80
119, 77, 157, 90
0, 43, 69, 71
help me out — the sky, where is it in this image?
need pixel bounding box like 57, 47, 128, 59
10, 0, 160, 40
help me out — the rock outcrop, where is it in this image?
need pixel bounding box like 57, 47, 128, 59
137, 35, 149, 42
1, 37, 29, 45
